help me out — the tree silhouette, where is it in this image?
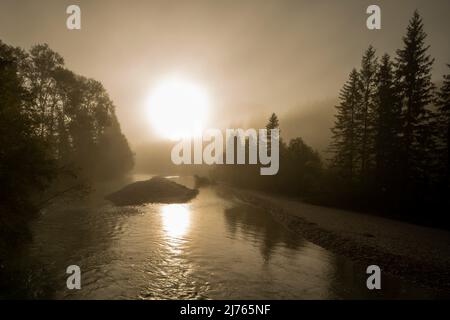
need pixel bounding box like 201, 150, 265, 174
265, 113, 280, 157
395, 10, 435, 188
326, 11, 450, 224
435, 64, 450, 188
20, 44, 65, 142
0, 41, 56, 246
266, 113, 280, 131
358, 46, 378, 183
1, 40, 134, 249
330, 69, 362, 183
374, 54, 402, 195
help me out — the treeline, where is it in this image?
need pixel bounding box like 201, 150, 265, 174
0, 40, 133, 245
328, 11, 449, 224
211, 112, 323, 198
212, 11, 450, 228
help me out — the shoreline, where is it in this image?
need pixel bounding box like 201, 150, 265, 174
220, 186, 450, 293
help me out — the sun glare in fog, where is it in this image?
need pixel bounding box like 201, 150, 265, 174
147, 76, 210, 140
161, 204, 191, 239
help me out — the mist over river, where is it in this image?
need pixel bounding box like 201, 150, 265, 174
2, 175, 440, 299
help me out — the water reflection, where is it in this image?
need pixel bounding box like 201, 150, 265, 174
2, 175, 444, 299
161, 204, 191, 239
224, 203, 304, 262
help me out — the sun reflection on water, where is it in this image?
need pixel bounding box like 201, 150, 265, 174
161, 204, 191, 240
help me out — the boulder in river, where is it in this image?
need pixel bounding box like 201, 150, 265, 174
105, 176, 199, 206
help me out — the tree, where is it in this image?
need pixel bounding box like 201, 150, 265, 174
52, 68, 83, 164
395, 10, 435, 187
284, 138, 322, 195
1, 40, 134, 253
435, 64, 450, 187
19, 44, 64, 143
266, 113, 279, 131
95, 113, 135, 179
329, 69, 362, 183
374, 54, 402, 194
32, 49, 135, 181
0, 41, 55, 244
357, 46, 378, 182
265, 113, 280, 157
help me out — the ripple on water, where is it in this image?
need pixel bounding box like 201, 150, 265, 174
4, 176, 444, 299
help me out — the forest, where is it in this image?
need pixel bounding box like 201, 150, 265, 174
0, 41, 134, 252
213, 11, 450, 228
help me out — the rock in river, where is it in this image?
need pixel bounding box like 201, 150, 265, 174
106, 176, 199, 206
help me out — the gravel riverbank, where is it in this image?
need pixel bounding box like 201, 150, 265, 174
220, 186, 450, 293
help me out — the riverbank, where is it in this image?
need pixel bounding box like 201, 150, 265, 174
220, 186, 450, 293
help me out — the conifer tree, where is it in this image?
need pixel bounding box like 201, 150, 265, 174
265, 113, 280, 155
395, 10, 435, 186
358, 46, 378, 182
330, 69, 362, 182
266, 113, 279, 131
374, 54, 402, 192
435, 65, 450, 187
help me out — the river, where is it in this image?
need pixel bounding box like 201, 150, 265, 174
1, 175, 440, 299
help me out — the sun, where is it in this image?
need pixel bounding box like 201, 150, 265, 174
147, 76, 210, 140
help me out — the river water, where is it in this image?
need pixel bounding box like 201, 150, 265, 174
2, 175, 440, 299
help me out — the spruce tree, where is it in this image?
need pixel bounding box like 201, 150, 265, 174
435, 65, 450, 187
358, 46, 378, 182
395, 10, 435, 186
266, 113, 279, 131
330, 69, 362, 182
265, 113, 280, 155
374, 54, 402, 192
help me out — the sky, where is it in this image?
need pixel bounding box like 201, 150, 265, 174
1, 0, 449, 148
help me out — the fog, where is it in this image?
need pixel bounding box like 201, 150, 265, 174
1, 0, 449, 150
2, 1, 450, 300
